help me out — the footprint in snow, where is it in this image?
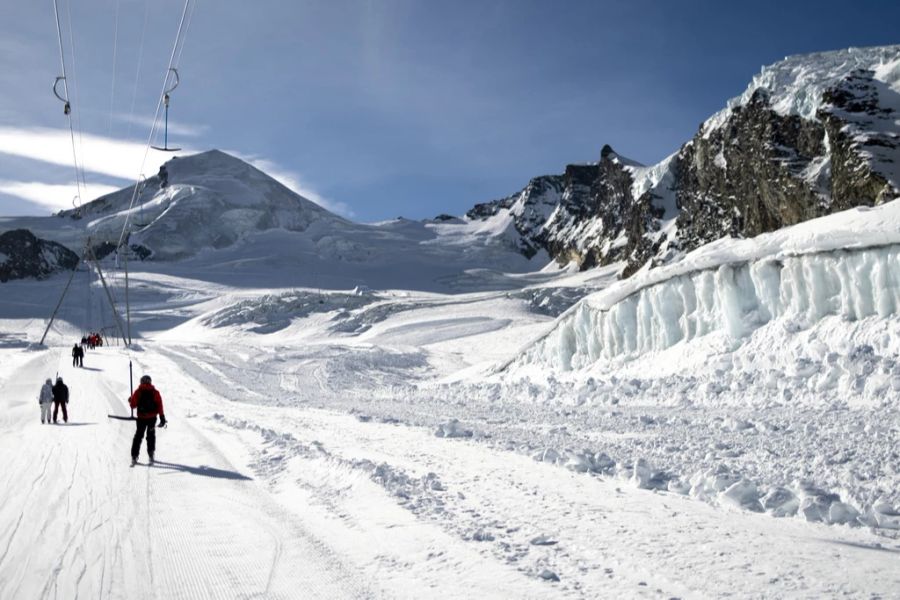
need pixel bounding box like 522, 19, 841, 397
530, 534, 558, 546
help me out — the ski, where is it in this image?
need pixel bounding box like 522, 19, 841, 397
108, 414, 135, 421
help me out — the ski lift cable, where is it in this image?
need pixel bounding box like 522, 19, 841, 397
126, 0, 151, 139
52, 0, 83, 208
117, 0, 193, 249
64, 0, 89, 199
108, 0, 120, 136
173, 0, 196, 70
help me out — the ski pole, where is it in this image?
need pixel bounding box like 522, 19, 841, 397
129, 360, 134, 418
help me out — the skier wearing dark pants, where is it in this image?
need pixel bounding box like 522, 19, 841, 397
52, 377, 69, 423
128, 375, 166, 465
72, 343, 84, 367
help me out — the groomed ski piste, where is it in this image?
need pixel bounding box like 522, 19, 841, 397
2, 184, 900, 598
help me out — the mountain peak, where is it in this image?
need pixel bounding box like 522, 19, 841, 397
705, 43, 900, 131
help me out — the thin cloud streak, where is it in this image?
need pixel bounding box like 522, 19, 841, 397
0, 126, 350, 218
0, 126, 179, 182
0, 180, 120, 213
226, 151, 355, 218
111, 113, 209, 138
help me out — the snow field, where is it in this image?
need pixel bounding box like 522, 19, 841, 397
185, 376, 900, 598
0, 347, 370, 599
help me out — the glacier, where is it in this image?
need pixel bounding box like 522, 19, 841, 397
527, 244, 900, 370
516, 198, 900, 373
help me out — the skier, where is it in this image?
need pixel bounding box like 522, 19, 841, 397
38, 378, 53, 424
52, 376, 69, 424
72, 343, 84, 367
128, 375, 166, 465
158, 164, 169, 189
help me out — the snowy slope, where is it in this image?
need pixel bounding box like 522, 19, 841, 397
497, 199, 900, 530
2, 340, 898, 598
0, 150, 552, 293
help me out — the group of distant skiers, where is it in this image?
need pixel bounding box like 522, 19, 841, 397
71, 333, 104, 368
82, 332, 103, 349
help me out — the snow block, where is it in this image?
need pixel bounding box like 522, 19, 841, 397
719, 479, 764, 513
761, 487, 799, 518
435, 419, 474, 438
630, 458, 670, 490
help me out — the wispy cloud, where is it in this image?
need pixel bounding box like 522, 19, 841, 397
111, 113, 209, 138
0, 125, 183, 182
0, 180, 119, 213
0, 125, 353, 219
227, 151, 355, 218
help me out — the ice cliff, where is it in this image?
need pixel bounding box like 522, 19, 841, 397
515, 198, 900, 373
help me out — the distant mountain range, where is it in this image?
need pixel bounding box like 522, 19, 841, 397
465, 45, 900, 276
1, 45, 898, 285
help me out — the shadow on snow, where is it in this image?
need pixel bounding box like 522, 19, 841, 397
149, 460, 252, 481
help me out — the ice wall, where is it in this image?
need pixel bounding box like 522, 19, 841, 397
526, 244, 900, 371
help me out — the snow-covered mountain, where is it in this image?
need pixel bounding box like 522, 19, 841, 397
465, 45, 900, 276
57, 149, 348, 261
0, 149, 548, 291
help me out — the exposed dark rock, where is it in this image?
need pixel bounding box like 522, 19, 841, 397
465, 56, 899, 278
0, 229, 79, 283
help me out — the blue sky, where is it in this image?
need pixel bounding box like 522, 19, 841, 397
0, 1, 898, 220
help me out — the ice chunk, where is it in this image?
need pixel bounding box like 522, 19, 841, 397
762, 487, 799, 517
435, 419, 474, 438
719, 479, 764, 513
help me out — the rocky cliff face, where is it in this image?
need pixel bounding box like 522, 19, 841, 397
465, 46, 900, 276
0, 229, 79, 283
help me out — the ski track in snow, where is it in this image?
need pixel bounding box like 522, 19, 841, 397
0, 347, 370, 600
72, 342, 898, 598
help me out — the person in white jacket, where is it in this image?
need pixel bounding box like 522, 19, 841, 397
39, 378, 53, 424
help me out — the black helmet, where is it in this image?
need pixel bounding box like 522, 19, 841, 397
140, 375, 152, 384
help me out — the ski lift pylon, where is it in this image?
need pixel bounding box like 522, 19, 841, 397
151, 68, 181, 152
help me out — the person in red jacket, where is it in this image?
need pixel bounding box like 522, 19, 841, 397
128, 374, 167, 466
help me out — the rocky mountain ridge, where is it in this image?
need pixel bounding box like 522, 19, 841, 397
0, 229, 78, 282
466, 45, 900, 276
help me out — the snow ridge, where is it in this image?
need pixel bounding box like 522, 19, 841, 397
705, 44, 900, 131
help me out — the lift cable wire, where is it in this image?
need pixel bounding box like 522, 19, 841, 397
64, 0, 89, 202
126, 0, 151, 139
108, 0, 120, 135
52, 0, 84, 210
116, 0, 192, 250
